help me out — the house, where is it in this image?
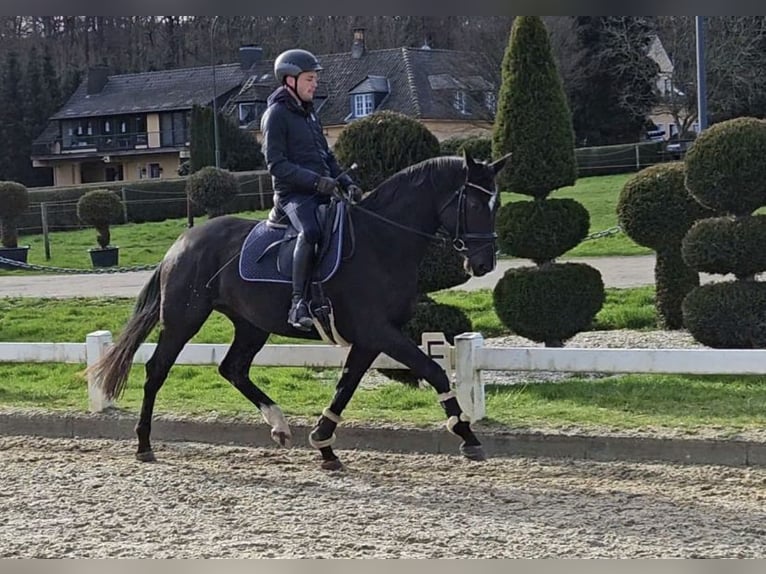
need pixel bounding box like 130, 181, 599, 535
645, 34, 697, 140
31, 29, 499, 187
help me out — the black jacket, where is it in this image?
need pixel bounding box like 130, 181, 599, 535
260, 86, 353, 196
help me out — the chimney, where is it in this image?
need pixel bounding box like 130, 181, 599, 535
239, 45, 263, 70
86, 65, 109, 95
351, 28, 366, 59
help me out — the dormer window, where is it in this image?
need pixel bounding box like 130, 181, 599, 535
354, 93, 374, 118
348, 75, 389, 121
454, 90, 467, 114
238, 103, 256, 126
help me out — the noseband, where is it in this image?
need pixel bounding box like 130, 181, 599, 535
438, 180, 498, 254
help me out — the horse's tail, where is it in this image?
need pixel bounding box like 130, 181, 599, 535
86, 264, 163, 399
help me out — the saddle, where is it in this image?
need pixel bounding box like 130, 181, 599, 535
238, 199, 349, 345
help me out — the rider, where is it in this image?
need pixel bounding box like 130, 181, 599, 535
260, 48, 363, 332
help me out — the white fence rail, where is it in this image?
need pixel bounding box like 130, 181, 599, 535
3, 331, 766, 421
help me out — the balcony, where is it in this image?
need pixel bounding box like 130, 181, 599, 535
32, 129, 188, 159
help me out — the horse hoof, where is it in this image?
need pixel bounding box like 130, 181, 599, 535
460, 443, 487, 462
136, 450, 156, 462
271, 430, 293, 449
320, 458, 344, 471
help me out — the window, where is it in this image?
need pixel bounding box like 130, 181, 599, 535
454, 90, 467, 114
160, 111, 189, 146
148, 163, 162, 178
238, 103, 256, 126
484, 91, 497, 114
354, 93, 374, 117
663, 78, 671, 95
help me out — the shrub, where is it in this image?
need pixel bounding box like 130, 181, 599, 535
76, 189, 124, 248
617, 162, 712, 250
492, 16, 576, 197
618, 162, 713, 329
334, 110, 440, 192
682, 215, 766, 278
684, 117, 766, 216
493, 263, 605, 346
496, 198, 589, 263
379, 297, 472, 386
0, 181, 29, 248
336, 110, 469, 357
440, 135, 492, 161
683, 282, 766, 348
185, 166, 240, 218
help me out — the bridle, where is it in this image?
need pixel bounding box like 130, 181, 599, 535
346, 173, 498, 254
437, 179, 498, 254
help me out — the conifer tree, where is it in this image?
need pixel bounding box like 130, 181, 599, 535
491, 16, 576, 197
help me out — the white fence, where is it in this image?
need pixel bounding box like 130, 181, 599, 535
3, 330, 766, 421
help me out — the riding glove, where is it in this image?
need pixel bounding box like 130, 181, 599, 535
315, 176, 338, 196
346, 184, 364, 203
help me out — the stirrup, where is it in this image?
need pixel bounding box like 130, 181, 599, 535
288, 298, 313, 331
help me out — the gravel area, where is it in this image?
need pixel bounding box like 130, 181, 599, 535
1, 435, 764, 558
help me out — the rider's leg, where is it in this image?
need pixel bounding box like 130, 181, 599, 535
288, 233, 315, 331
283, 196, 321, 331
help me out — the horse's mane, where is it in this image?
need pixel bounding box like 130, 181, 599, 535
360, 156, 466, 210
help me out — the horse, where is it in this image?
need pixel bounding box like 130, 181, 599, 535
88, 151, 509, 470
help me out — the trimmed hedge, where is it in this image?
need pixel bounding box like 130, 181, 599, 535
493, 263, 605, 345
682, 215, 766, 278
19, 171, 273, 235
683, 281, 766, 348
76, 189, 124, 248
440, 135, 492, 161
617, 162, 712, 250
186, 166, 240, 218
496, 198, 589, 263
0, 181, 30, 248
685, 116, 766, 216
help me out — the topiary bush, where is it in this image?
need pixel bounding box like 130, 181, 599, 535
336, 111, 471, 383
76, 189, 123, 248
493, 263, 605, 346
185, 166, 240, 218
682, 215, 766, 279
617, 162, 714, 329
685, 117, 766, 216
618, 162, 713, 248
492, 16, 576, 197
496, 198, 589, 264
334, 110, 441, 192
682, 282, 766, 348
0, 181, 29, 248
440, 135, 492, 161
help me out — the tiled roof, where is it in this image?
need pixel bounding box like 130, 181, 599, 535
51, 63, 252, 119
46, 45, 498, 129
231, 46, 497, 127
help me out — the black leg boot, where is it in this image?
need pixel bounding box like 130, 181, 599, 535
288, 235, 315, 331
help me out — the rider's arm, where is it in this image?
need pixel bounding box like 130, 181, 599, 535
261, 106, 323, 192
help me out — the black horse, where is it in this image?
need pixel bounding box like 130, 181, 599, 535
89, 151, 509, 469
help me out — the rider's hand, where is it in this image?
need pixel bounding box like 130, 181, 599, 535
346, 184, 363, 203
315, 176, 338, 196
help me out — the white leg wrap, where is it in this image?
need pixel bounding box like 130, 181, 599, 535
309, 432, 337, 449
322, 407, 343, 424
438, 391, 456, 402
446, 413, 472, 435
261, 404, 292, 448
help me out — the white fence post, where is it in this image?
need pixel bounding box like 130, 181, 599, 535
86, 330, 114, 413
454, 332, 485, 421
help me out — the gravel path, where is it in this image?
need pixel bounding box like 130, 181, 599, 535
1, 435, 764, 558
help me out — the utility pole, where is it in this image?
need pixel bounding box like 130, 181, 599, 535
695, 16, 708, 132
211, 16, 221, 168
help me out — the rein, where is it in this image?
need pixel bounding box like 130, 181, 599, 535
348, 178, 498, 252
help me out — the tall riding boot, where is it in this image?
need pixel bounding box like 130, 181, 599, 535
288, 235, 315, 331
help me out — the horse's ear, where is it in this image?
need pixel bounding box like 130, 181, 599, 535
462, 148, 476, 168
490, 152, 512, 175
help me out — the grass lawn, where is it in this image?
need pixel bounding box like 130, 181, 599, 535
3, 289, 766, 437
2, 172, 647, 275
